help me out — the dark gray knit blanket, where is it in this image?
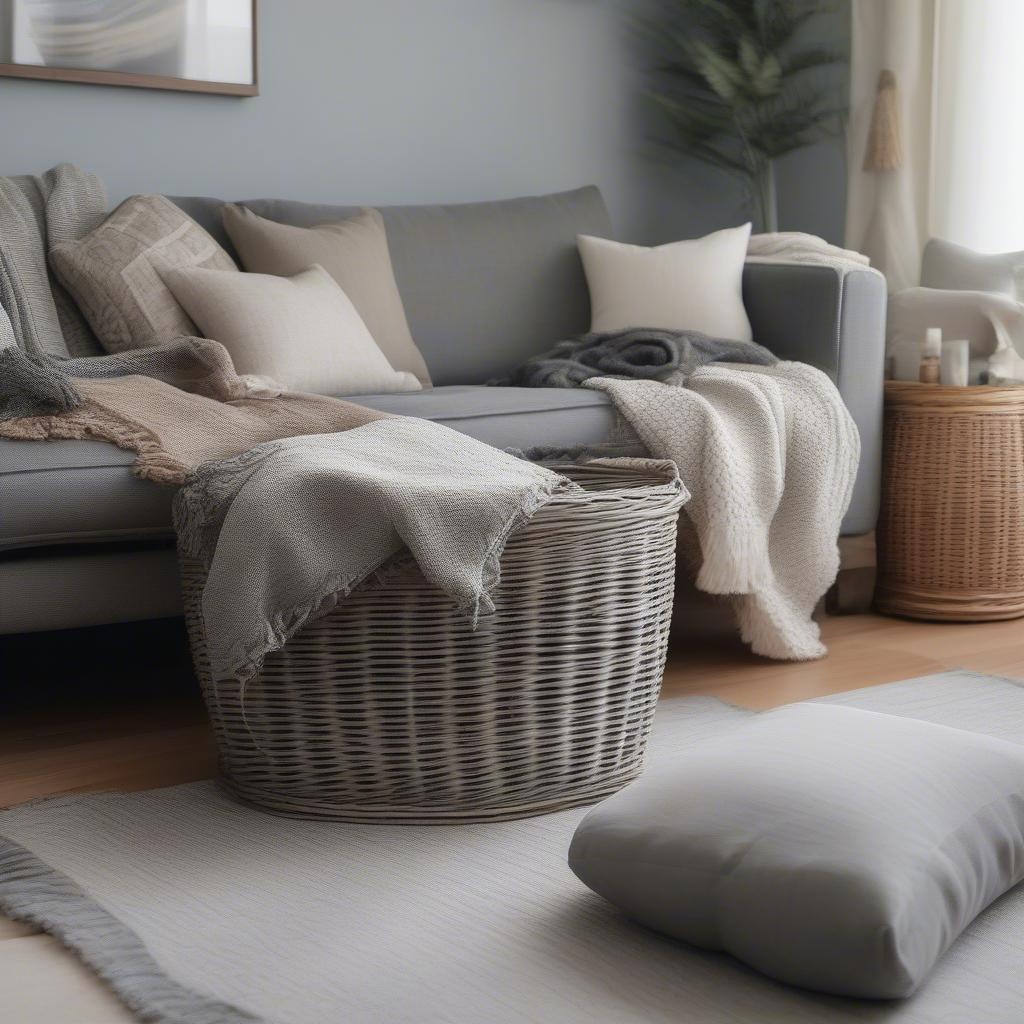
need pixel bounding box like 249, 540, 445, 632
494, 328, 777, 388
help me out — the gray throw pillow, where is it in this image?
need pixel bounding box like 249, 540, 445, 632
569, 703, 1024, 999
921, 237, 1024, 297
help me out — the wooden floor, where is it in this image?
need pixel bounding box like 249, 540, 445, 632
3, 603, 1024, 1022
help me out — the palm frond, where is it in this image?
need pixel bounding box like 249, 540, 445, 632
778, 47, 845, 77
645, 0, 847, 168
692, 41, 747, 102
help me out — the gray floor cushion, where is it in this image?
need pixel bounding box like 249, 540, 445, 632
569, 703, 1024, 999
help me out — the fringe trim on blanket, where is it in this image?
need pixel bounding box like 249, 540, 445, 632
694, 526, 774, 595
461, 473, 577, 626
0, 835, 262, 1024
0, 398, 187, 484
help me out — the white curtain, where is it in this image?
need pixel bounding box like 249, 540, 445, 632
846, 0, 1024, 291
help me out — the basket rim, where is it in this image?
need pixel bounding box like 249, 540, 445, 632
543, 459, 684, 508
885, 380, 1024, 410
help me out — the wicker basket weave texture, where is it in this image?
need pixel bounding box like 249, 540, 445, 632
182, 462, 684, 822
876, 382, 1024, 621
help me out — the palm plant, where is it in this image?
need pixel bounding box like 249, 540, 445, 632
645, 0, 847, 232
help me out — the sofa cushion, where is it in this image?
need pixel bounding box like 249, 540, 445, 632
0, 387, 616, 552
169, 187, 612, 387
0, 439, 175, 552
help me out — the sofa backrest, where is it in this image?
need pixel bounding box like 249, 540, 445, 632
169, 187, 611, 386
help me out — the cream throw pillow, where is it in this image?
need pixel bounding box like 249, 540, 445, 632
162, 264, 421, 397
50, 194, 238, 353
578, 225, 753, 341
222, 205, 432, 387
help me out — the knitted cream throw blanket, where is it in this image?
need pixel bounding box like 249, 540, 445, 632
590, 362, 859, 661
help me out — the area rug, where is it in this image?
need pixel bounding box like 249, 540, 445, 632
2, 670, 1024, 1024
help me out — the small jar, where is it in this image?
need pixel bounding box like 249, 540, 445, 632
920, 328, 941, 384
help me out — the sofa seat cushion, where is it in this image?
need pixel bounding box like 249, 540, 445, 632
0, 386, 616, 552
351, 385, 615, 448
0, 439, 175, 553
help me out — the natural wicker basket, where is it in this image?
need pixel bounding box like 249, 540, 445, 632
181, 462, 684, 823
876, 381, 1024, 621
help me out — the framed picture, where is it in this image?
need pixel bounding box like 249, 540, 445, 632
0, 0, 257, 96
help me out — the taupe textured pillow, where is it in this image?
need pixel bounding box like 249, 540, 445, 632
50, 194, 237, 354
570, 703, 1024, 1000
162, 263, 421, 397
223, 204, 432, 387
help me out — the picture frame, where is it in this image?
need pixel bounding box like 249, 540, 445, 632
0, 0, 258, 96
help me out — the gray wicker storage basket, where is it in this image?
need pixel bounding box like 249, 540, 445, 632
181, 462, 684, 823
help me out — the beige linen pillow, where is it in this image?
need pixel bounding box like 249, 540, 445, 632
50, 194, 237, 353
222, 204, 432, 387
578, 225, 753, 342
162, 264, 422, 397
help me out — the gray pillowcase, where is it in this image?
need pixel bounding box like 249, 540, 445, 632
569, 703, 1024, 999
921, 237, 1024, 297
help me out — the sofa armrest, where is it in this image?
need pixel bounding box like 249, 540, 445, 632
742, 262, 887, 535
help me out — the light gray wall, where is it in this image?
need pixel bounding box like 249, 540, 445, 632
0, 0, 847, 244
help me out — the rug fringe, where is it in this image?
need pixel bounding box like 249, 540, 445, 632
0, 836, 262, 1024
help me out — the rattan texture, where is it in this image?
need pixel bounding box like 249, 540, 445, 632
181, 462, 684, 822
876, 382, 1024, 621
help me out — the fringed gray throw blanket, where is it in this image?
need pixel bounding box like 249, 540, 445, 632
175, 423, 577, 683
495, 327, 777, 388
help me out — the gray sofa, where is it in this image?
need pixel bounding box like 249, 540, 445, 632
0, 186, 886, 635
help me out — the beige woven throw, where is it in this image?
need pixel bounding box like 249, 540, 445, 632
0, 339, 387, 484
